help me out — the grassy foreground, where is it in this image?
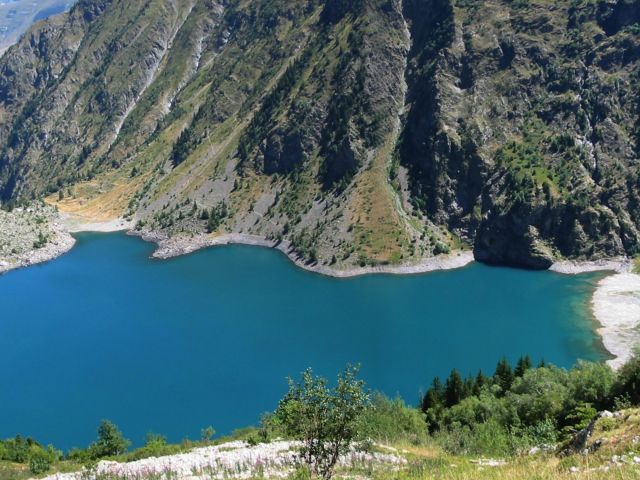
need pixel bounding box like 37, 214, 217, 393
3, 418, 640, 480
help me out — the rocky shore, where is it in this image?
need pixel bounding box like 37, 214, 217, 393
135, 230, 475, 278
592, 273, 640, 369
60, 213, 133, 234
550, 258, 632, 275
0, 204, 76, 275
549, 257, 640, 369
42, 440, 406, 480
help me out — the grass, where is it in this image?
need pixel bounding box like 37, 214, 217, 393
6, 407, 640, 480
348, 127, 413, 265
633, 257, 640, 274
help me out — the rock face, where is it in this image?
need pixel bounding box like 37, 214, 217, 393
0, 0, 638, 270
399, 0, 640, 269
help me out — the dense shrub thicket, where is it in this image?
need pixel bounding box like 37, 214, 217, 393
418, 356, 636, 455
0, 420, 129, 474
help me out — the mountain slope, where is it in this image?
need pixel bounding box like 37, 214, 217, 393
0, 0, 638, 270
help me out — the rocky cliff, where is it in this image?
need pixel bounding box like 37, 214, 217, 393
0, 0, 638, 270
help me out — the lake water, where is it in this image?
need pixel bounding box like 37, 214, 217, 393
0, 232, 607, 450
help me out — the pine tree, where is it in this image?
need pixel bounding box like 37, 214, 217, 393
463, 377, 475, 399
421, 377, 444, 412
494, 357, 514, 394
473, 370, 487, 396
515, 355, 532, 377
444, 369, 464, 407
89, 420, 130, 458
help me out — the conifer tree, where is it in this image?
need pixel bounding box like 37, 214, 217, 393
494, 357, 514, 394
515, 355, 532, 377
473, 370, 487, 396
444, 369, 464, 407
421, 377, 443, 412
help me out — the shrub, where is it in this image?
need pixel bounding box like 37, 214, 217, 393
357, 395, 427, 445
28, 447, 54, 474
123, 434, 182, 462
273, 365, 370, 480
421, 356, 626, 456
613, 356, 640, 405
561, 404, 597, 438
508, 367, 569, 425
434, 420, 512, 456
568, 361, 615, 409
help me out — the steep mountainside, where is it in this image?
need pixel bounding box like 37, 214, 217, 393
0, 0, 638, 270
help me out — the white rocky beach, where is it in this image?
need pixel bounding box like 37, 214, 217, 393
41, 440, 406, 480
592, 273, 640, 369
551, 257, 640, 369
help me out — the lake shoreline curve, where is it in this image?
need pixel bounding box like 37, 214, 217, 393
5, 213, 640, 371
551, 257, 640, 370
132, 230, 476, 278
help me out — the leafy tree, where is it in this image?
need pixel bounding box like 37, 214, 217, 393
508, 367, 569, 425
3, 435, 30, 463
89, 420, 130, 459
201, 426, 216, 442
613, 356, 640, 405
568, 360, 615, 409
273, 365, 370, 479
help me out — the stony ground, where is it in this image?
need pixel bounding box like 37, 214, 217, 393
42, 441, 406, 480
0, 203, 75, 274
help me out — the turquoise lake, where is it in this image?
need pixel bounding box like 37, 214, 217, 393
0, 232, 607, 449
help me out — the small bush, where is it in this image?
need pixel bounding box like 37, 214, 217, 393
357, 395, 427, 445
28, 448, 53, 475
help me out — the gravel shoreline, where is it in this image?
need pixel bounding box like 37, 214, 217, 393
0, 230, 75, 275
592, 273, 640, 369
134, 230, 476, 277
549, 258, 632, 275
0, 206, 77, 275
550, 257, 640, 369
